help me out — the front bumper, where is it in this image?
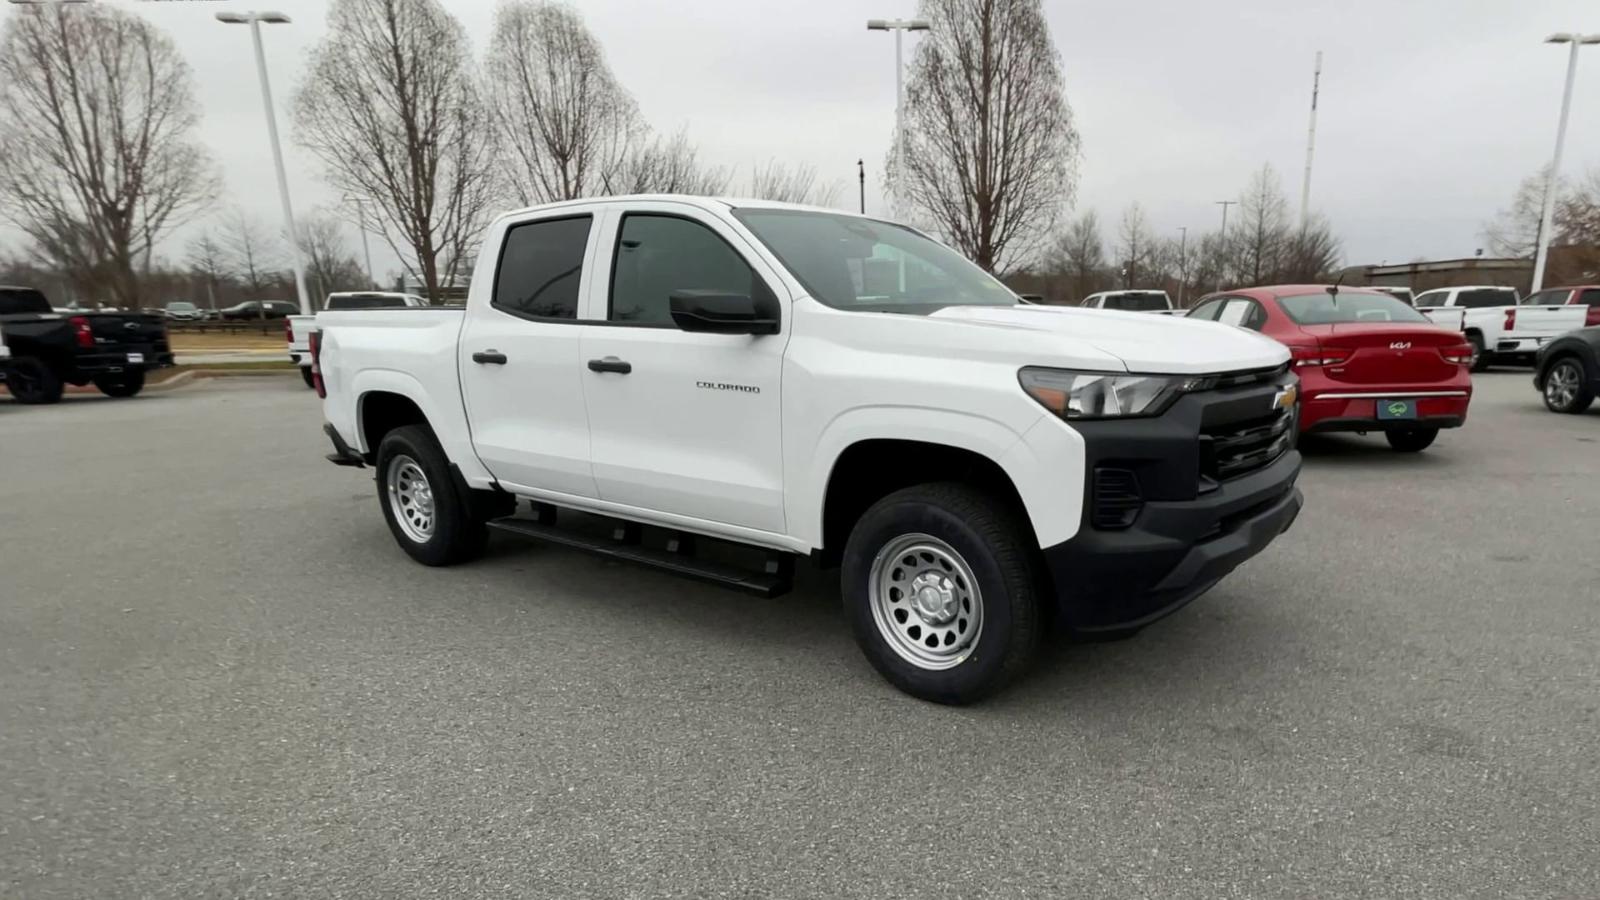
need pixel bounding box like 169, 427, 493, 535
70, 348, 176, 376
1044, 443, 1303, 633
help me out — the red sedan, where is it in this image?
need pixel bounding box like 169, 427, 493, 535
1189, 286, 1475, 452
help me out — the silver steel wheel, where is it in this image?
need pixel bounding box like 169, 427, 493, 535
868, 533, 983, 670
1546, 362, 1581, 410
386, 454, 435, 543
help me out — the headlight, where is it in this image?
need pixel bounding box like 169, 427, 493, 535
1018, 367, 1211, 419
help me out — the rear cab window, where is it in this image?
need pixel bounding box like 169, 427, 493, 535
1455, 288, 1519, 308
1579, 289, 1600, 308
493, 215, 594, 320
1101, 293, 1170, 312
0, 288, 52, 315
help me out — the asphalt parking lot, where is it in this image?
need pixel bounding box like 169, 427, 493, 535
2, 372, 1597, 899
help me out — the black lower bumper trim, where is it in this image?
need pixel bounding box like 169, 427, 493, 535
1306, 415, 1463, 434
323, 423, 366, 468
1042, 450, 1303, 632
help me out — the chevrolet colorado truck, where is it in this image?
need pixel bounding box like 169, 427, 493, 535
0, 286, 172, 404
313, 196, 1304, 703
288, 291, 427, 388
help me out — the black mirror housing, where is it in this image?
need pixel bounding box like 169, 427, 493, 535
669, 288, 780, 335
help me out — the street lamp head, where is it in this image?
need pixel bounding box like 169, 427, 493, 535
215, 11, 249, 23
1582, 34, 1600, 45
906, 19, 932, 31
258, 12, 292, 24
866, 19, 890, 30
216, 10, 292, 24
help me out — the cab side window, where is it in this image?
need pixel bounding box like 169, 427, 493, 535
1187, 299, 1225, 321
1578, 289, 1600, 308
1218, 298, 1264, 330
493, 215, 593, 320
1414, 291, 1445, 308
609, 214, 761, 325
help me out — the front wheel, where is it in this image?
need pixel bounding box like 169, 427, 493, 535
4, 357, 64, 404
1385, 427, 1439, 453
842, 483, 1041, 705
376, 424, 489, 566
1542, 359, 1595, 414
93, 369, 145, 398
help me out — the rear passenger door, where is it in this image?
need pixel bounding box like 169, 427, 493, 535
458, 212, 602, 499
579, 203, 790, 536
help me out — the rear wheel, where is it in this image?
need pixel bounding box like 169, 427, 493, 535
376, 424, 489, 566
4, 356, 64, 404
300, 366, 316, 389
1385, 427, 1439, 453
92, 369, 145, 398
842, 482, 1041, 705
1542, 358, 1595, 414
1467, 334, 1490, 372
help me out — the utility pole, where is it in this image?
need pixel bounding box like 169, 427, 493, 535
1177, 226, 1188, 307
1300, 51, 1322, 232
1215, 200, 1236, 292
857, 159, 866, 214
1531, 32, 1599, 293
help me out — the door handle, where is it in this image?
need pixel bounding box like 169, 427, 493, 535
472, 350, 508, 365
587, 356, 632, 374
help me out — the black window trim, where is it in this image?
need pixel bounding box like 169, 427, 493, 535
603, 210, 779, 330
489, 212, 595, 325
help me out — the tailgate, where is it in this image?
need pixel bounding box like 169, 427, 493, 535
286, 315, 315, 354
1508, 305, 1588, 339
83, 313, 168, 346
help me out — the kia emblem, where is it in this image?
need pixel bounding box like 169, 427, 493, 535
1389, 341, 1411, 351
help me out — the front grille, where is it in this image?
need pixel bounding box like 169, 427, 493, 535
1091, 467, 1143, 529
1201, 409, 1293, 482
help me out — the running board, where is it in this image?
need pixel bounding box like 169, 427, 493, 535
487, 516, 793, 598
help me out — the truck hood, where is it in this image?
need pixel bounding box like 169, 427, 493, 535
930, 305, 1289, 374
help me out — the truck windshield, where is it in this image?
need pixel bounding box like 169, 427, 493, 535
0, 287, 52, 315
1278, 292, 1430, 325
1101, 293, 1169, 311
732, 208, 1018, 314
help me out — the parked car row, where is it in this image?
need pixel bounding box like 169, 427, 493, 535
1, 285, 173, 404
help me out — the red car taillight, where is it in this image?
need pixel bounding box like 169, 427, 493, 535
285, 319, 294, 344
1504, 308, 1516, 331
1288, 343, 1349, 368
1586, 306, 1600, 327
1440, 344, 1475, 365
69, 315, 94, 349
308, 330, 326, 399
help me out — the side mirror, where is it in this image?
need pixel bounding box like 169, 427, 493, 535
669, 289, 779, 335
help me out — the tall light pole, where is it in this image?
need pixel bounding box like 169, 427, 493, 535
1531, 32, 1600, 293
867, 17, 930, 217
1215, 201, 1235, 292
217, 10, 311, 316
1176, 226, 1189, 307
1300, 51, 1322, 232
343, 194, 377, 287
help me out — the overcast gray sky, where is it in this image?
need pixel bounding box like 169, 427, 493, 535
4, 0, 1600, 284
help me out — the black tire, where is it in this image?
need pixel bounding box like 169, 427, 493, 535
841, 482, 1041, 705
92, 369, 145, 398
1467, 333, 1490, 373
4, 356, 64, 404
1541, 358, 1596, 414
1385, 427, 1439, 453
375, 424, 489, 566
300, 366, 316, 389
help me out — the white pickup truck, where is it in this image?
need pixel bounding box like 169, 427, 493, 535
287, 291, 427, 388
1081, 289, 1184, 314
311, 196, 1304, 703
1414, 285, 1593, 371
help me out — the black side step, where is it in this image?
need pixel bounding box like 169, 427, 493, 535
487, 517, 793, 598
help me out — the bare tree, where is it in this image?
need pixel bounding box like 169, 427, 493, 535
1232, 164, 1290, 285
896, 0, 1081, 273
601, 129, 731, 196
0, 4, 217, 308
293, 0, 495, 303
745, 160, 842, 207
297, 214, 370, 306
1117, 203, 1156, 288
1280, 215, 1343, 282
1050, 209, 1106, 302
222, 210, 282, 318
484, 0, 637, 204
186, 234, 231, 314
1483, 168, 1554, 259
1554, 167, 1600, 281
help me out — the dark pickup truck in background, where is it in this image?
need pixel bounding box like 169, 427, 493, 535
0, 286, 173, 404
